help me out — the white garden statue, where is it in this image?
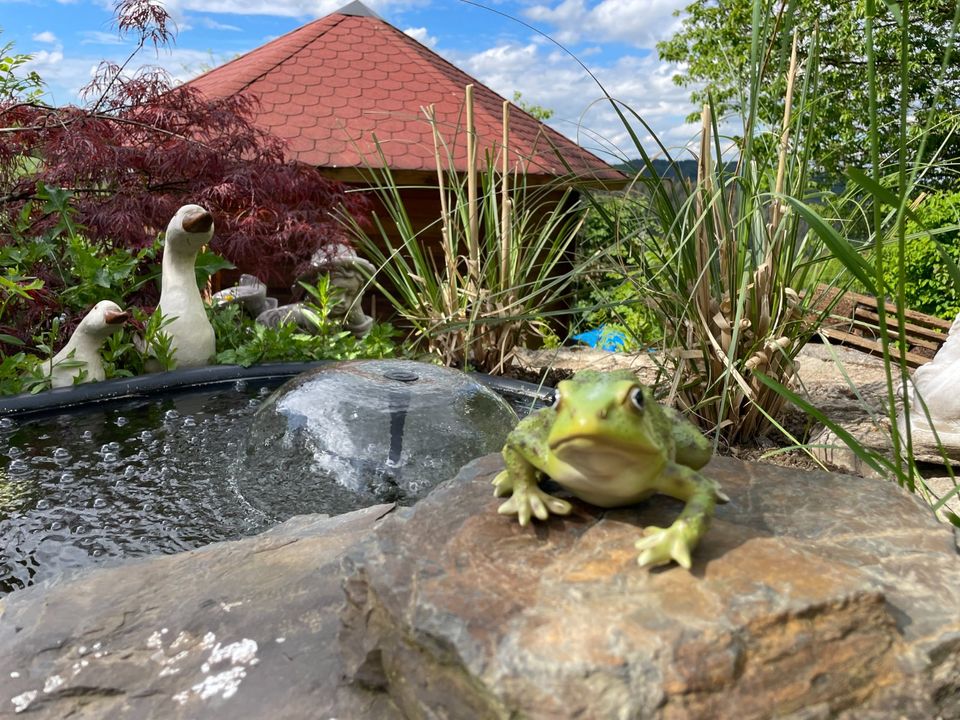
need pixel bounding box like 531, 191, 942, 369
48, 300, 130, 388
154, 204, 217, 369
899, 311, 960, 455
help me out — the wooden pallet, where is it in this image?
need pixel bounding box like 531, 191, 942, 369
818, 288, 951, 368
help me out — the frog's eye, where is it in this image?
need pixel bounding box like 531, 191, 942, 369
628, 387, 645, 411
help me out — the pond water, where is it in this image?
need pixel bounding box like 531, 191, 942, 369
0, 376, 545, 595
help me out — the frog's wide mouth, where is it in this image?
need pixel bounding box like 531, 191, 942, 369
549, 435, 657, 457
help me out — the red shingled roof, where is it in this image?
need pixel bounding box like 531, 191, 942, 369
186, 3, 623, 184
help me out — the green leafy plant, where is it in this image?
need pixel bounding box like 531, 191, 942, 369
878, 189, 960, 319
0, 33, 44, 101
573, 194, 663, 349
212, 277, 398, 367
341, 89, 589, 373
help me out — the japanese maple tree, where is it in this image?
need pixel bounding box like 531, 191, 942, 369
1, 0, 368, 288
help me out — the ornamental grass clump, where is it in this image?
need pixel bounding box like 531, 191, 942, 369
591, 28, 845, 446
342, 86, 588, 373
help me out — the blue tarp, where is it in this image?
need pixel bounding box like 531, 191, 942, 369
572, 325, 627, 352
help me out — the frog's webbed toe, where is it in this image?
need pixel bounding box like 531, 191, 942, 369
635, 520, 697, 569
497, 484, 572, 526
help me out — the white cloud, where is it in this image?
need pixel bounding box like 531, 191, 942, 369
197, 17, 243, 31
156, 0, 422, 20
526, 0, 686, 49
403, 26, 436, 48
452, 40, 700, 159
81, 31, 126, 46
31, 31, 58, 44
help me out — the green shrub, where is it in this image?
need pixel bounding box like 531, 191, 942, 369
573, 195, 663, 349
880, 190, 960, 319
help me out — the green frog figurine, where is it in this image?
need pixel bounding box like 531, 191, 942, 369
493, 370, 728, 569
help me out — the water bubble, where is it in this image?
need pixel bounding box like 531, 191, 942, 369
0, 417, 16, 432
234, 380, 248, 391
60, 472, 75, 484
182, 417, 197, 428
258, 386, 271, 397
7, 446, 22, 458
36, 499, 51, 511
100, 442, 121, 455
115, 416, 129, 427
164, 410, 180, 421
8, 458, 29, 474
53, 447, 71, 461
124, 465, 137, 478
248, 399, 260, 408
92, 498, 108, 509
82, 431, 93, 441
139, 430, 154, 442
103, 453, 119, 464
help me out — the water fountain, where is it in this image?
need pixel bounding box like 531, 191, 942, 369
0, 360, 545, 594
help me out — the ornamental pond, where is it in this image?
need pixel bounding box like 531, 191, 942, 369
0, 360, 547, 595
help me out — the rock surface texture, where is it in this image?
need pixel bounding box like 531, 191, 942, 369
0, 505, 401, 719
2, 456, 959, 719
340, 455, 960, 720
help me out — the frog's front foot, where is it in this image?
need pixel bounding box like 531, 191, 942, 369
635, 520, 699, 569
493, 470, 572, 526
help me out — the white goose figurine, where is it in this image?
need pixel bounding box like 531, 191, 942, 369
48, 300, 130, 388
155, 204, 216, 369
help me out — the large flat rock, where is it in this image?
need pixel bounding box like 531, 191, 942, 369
340, 455, 960, 720
0, 504, 400, 719
2, 455, 958, 719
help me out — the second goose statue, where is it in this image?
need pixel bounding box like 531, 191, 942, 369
155, 204, 217, 369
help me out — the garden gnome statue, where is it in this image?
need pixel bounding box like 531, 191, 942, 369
899, 311, 960, 457
296, 243, 376, 337
154, 204, 217, 369
48, 300, 130, 388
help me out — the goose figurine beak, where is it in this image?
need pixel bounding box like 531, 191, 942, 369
182, 209, 214, 234
104, 309, 131, 325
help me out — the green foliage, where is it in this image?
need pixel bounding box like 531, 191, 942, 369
879, 190, 960, 319
0, 33, 44, 101
212, 277, 398, 367
59, 235, 162, 308
573, 194, 663, 349
658, 0, 960, 184
511, 91, 554, 121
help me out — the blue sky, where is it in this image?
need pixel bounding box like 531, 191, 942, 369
2, 0, 704, 161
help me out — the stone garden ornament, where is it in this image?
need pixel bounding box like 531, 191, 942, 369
214, 244, 376, 338
494, 369, 728, 569
154, 204, 217, 369
47, 300, 130, 388
900, 310, 960, 456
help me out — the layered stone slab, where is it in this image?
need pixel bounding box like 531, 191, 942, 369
2, 456, 958, 719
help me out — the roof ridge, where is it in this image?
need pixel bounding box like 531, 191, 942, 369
187, 14, 348, 94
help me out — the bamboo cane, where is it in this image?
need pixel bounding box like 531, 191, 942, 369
500, 100, 511, 289
465, 85, 479, 289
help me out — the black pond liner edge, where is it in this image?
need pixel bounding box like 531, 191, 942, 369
0, 362, 554, 419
